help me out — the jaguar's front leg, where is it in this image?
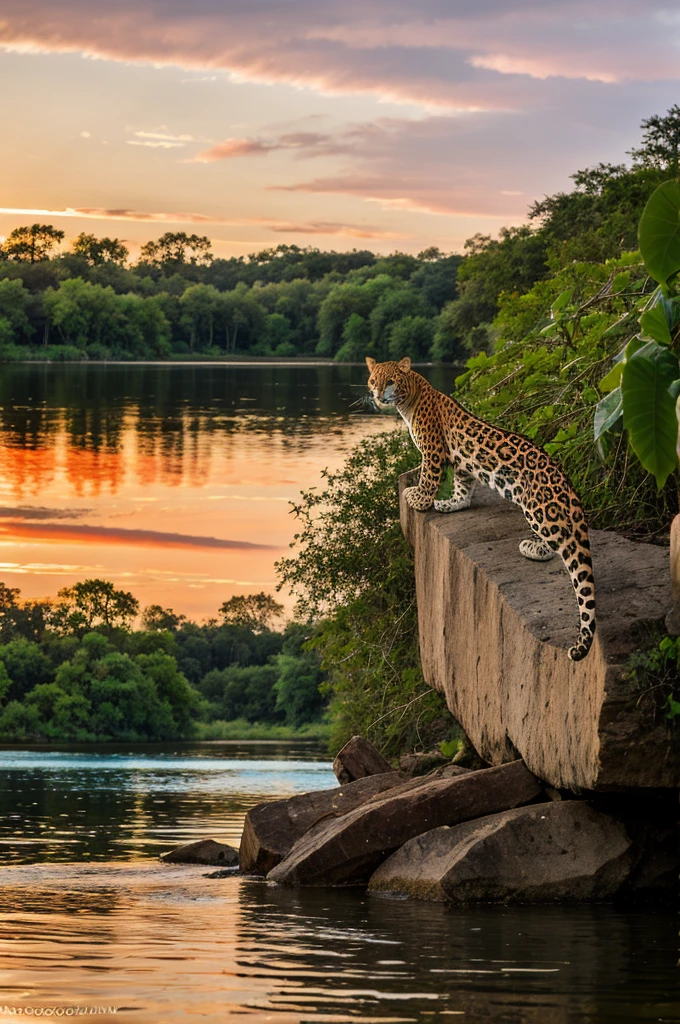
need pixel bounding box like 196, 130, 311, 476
434, 470, 476, 513
403, 452, 443, 511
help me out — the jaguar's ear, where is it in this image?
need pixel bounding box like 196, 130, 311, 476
365, 356, 377, 372
398, 357, 411, 372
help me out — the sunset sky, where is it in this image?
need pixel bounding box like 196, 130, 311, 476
2, 1, 680, 259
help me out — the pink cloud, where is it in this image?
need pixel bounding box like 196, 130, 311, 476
195, 138, 274, 161
0, 0, 677, 115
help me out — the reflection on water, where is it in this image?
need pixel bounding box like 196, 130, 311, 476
0, 748, 677, 1023
0, 363, 452, 618
0, 744, 336, 862
0, 863, 676, 1024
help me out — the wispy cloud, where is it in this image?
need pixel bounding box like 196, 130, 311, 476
0, 206, 404, 239
0, 521, 280, 551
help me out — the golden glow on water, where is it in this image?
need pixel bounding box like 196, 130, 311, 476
0, 749, 677, 1023
0, 364, 415, 618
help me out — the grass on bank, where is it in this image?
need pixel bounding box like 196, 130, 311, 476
193, 718, 331, 742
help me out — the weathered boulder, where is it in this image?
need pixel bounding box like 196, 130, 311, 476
368, 801, 635, 902
400, 475, 680, 790
399, 751, 451, 776
333, 736, 393, 784
239, 771, 406, 875
267, 760, 541, 887
160, 839, 239, 866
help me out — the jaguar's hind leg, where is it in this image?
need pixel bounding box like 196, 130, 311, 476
519, 538, 555, 562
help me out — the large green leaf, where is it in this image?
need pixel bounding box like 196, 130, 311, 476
638, 180, 680, 288
640, 301, 673, 345
622, 340, 680, 488
594, 387, 623, 440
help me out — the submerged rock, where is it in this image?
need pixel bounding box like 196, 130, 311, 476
268, 760, 541, 888
333, 736, 393, 784
239, 771, 406, 875
160, 839, 239, 866
368, 801, 635, 903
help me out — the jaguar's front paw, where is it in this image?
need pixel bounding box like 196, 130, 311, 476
403, 486, 434, 511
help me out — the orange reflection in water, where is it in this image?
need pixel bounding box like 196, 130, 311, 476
0, 415, 395, 620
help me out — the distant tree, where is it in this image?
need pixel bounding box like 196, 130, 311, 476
139, 232, 213, 271
56, 579, 140, 634
218, 593, 284, 632
142, 605, 186, 632
0, 279, 33, 344
630, 105, 680, 175
72, 233, 129, 267
273, 623, 326, 727
3, 224, 64, 263
388, 314, 434, 361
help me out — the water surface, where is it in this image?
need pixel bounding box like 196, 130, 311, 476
0, 747, 677, 1024
0, 362, 451, 618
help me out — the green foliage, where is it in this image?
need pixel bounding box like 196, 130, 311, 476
457, 253, 678, 535
638, 180, 680, 288
592, 179, 680, 490
277, 430, 453, 756
627, 634, 680, 721
621, 341, 679, 488
2, 224, 65, 263
0, 580, 328, 742
218, 592, 284, 632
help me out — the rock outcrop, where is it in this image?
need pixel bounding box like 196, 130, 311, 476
239, 771, 405, 874
333, 735, 393, 783
268, 760, 541, 887
400, 474, 680, 791
160, 839, 239, 866
368, 801, 636, 902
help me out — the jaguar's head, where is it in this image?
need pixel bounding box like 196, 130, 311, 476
365, 356, 413, 409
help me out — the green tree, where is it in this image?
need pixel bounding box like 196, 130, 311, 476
277, 431, 452, 755
388, 315, 434, 361
139, 232, 213, 271
219, 593, 284, 632
180, 283, 222, 348
0, 279, 33, 344
56, 580, 140, 634
273, 624, 326, 727
2, 224, 64, 263
630, 105, 680, 175
142, 605, 186, 632
72, 233, 129, 267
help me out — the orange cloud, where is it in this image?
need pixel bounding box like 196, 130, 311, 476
0, 521, 279, 551
0, 206, 403, 240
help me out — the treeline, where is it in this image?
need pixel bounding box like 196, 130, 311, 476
1, 108, 675, 366
0, 582, 327, 742
0, 230, 462, 362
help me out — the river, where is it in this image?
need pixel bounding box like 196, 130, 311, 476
0, 745, 677, 1024
0, 361, 451, 619
0, 365, 677, 1022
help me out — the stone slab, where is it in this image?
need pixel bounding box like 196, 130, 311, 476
368, 801, 635, 903
400, 474, 680, 790
333, 735, 393, 784
239, 771, 406, 875
267, 760, 541, 887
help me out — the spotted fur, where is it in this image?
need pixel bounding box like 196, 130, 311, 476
366, 356, 596, 661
